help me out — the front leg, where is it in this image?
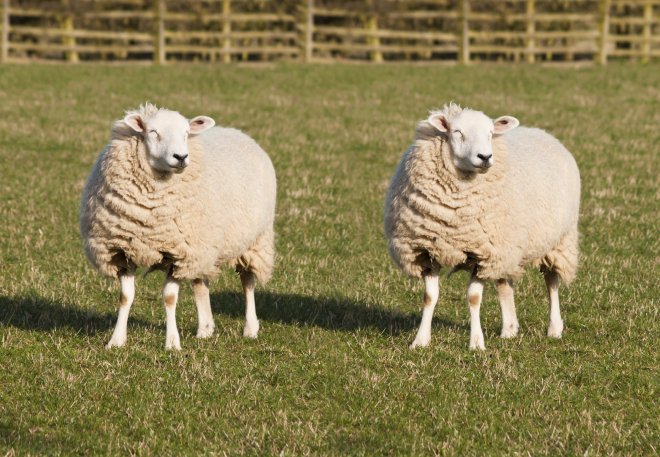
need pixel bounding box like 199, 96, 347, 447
106, 272, 136, 349
467, 274, 485, 350
410, 271, 439, 349
192, 278, 215, 338
163, 275, 182, 350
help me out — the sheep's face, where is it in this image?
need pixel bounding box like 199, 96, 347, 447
124, 109, 215, 174
428, 109, 519, 174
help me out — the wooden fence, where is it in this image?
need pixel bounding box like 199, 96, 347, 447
0, 0, 658, 64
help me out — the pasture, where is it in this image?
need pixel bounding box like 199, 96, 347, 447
0, 63, 657, 455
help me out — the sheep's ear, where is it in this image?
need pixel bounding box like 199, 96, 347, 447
493, 116, 519, 135
189, 116, 215, 135
123, 113, 145, 133
427, 113, 450, 134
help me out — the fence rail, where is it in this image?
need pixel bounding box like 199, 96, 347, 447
0, 0, 658, 64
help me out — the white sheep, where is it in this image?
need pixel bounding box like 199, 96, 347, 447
384, 103, 580, 350
80, 103, 276, 350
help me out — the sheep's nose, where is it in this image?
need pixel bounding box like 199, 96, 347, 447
477, 153, 492, 162
173, 153, 188, 162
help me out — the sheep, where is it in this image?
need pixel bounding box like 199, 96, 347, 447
384, 103, 580, 350
80, 103, 276, 350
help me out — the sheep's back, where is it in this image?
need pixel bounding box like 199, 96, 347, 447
193, 127, 276, 229
491, 127, 580, 277
172, 127, 276, 278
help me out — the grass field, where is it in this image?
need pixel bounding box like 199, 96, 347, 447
0, 62, 658, 455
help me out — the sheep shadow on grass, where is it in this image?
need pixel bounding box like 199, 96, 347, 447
0, 292, 464, 338
210, 291, 463, 336
0, 295, 153, 335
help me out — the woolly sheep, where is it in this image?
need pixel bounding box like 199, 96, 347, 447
384, 103, 580, 350
80, 103, 276, 350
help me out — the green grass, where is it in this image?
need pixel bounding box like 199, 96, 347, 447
0, 62, 658, 455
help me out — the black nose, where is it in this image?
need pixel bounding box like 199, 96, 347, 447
173, 153, 188, 162
477, 153, 492, 161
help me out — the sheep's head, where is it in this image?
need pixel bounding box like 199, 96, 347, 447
123, 106, 215, 174
427, 106, 519, 174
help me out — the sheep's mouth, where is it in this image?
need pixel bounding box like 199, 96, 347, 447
474, 161, 493, 172
171, 164, 188, 173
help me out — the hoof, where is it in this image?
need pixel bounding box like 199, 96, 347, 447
500, 323, 519, 339
165, 333, 182, 350
105, 339, 126, 349
105, 334, 126, 349
196, 324, 215, 339
469, 333, 486, 350
547, 320, 564, 338
243, 320, 259, 338
410, 332, 431, 349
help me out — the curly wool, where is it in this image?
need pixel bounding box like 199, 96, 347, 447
384, 107, 580, 283
80, 107, 276, 283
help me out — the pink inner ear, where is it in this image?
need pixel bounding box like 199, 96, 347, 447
125, 115, 144, 132
494, 117, 516, 133
431, 115, 449, 132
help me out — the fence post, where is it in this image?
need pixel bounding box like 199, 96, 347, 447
222, 0, 231, 63
62, 16, 78, 62
301, 0, 313, 62
61, 0, 78, 63
598, 0, 610, 65
460, 0, 470, 64
366, 0, 382, 62
154, 0, 165, 64
642, 0, 652, 63
525, 0, 535, 63
1, 0, 8, 63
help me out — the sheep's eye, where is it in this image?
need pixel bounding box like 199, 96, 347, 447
453, 130, 465, 141
149, 129, 161, 140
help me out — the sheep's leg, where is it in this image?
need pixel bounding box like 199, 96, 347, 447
410, 272, 439, 349
544, 269, 564, 338
240, 271, 259, 338
163, 276, 182, 350
192, 279, 214, 338
467, 274, 486, 350
106, 273, 135, 349
497, 278, 519, 338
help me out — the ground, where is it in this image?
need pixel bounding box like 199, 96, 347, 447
0, 63, 657, 455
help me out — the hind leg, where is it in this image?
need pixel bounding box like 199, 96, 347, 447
497, 278, 519, 338
236, 228, 274, 338
544, 268, 564, 338
192, 279, 214, 338
240, 270, 259, 338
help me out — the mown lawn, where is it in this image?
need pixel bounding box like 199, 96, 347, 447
0, 62, 657, 455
